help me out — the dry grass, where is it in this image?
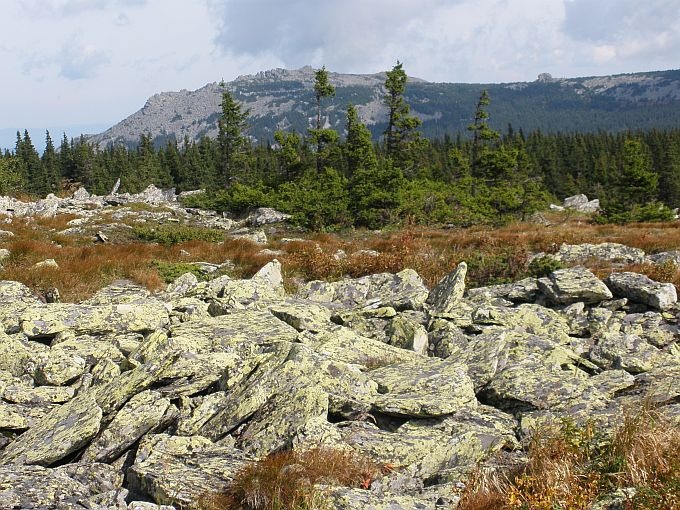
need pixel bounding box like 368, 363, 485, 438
199, 448, 385, 510
0, 218, 269, 301
2, 211, 680, 301
457, 404, 680, 510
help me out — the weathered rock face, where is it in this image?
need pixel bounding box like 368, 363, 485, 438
0, 250, 677, 509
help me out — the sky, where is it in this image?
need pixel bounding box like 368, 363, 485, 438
1, 0, 679, 151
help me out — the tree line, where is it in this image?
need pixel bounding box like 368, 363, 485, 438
2, 63, 678, 229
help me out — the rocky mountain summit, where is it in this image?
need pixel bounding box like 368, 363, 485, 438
0, 191, 678, 508
89, 67, 680, 148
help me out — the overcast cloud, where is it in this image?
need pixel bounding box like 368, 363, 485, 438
1, 0, 678, 148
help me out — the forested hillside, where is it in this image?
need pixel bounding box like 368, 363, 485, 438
88, 67, 680, 149
2, 65, 679, 229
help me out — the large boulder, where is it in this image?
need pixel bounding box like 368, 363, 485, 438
553, 242, 646, 265
297, 269, 429, 311
0, 393, 103, 466
538, 266, 613, 305
605, 272, 678, 310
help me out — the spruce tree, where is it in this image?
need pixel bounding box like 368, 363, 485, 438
468, 89, 499, 175
217, 86, 250, 186
41, 131, 61, 195
309, 67, 337, 172
345, 104, 377, 177
382, 61, 422, 173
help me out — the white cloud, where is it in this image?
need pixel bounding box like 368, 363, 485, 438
0, 0, 679, 134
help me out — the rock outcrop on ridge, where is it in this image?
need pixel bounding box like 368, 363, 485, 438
0, 251, 678, 509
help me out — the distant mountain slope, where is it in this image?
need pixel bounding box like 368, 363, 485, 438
89, 67, 680, 148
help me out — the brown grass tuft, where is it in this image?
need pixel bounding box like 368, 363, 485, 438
457, 404, 680, 510
199, 448, 385, 510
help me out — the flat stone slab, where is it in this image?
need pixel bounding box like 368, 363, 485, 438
538, 266, 613, 305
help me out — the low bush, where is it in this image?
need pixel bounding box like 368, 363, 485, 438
152, 260, 209, 283
133, 224, 224, 245
527, 255, 565, 277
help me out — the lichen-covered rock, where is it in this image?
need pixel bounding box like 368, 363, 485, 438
384, 314, 429, 354
553, 243, 646, 265
246, 207, 292, 226
127, 434, 252, 509
478, 354, 612, 415
620, 312, 679, 348
89, 350, 179, 415
538, 266, 613, 305
0, 393, 102, 466
186, 344, 378, 441
154, 351, 242, 397
269, 300, 334, 332
427, 319, 470, 359
81, 390, 175, 463
296, 326, 422, 367
466, 277, 540, 304
0, 332, 37, 376
237, 386, 330, 456
20, 302, 170, 338
472, 303, 572, 339
0, 281, 42, 332
0, 463, 127, 509
605, 272, 678, 310
369, 358, 476, 417
0, 401, 58, 430
426, 262, 467, 313
589, 333, 666, 373
165, 272, 199, 297
563, 194, 600, 212
338, 421, 484, 481
34, 350, 88, 386
297, 269, 429, 310
2, 384, 75, 405
169, 310, 298, 355
326, 487, 436, 509
82, 280, 153, 305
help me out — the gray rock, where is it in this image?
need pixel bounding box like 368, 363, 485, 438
563, 194, 600, 212
297, 269, 429, 311
246, 207, 292, 226
127, 434, 252, 508
0, 393, 103, 466
538, 266, 613, 305
554, 242, 646, 265
426, 262, 467, 313
0, 463, 127, 509
605, 272, 678, 310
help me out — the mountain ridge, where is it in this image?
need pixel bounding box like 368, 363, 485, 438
89, 67, 680, 148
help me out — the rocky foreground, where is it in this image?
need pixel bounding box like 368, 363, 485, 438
0, 237, 678, 509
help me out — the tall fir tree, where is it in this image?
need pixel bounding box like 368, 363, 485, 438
310, 66, 337, 172
41, 131, 61, 195
468, 89, 500, 176
217, 85, 250, 186
382, 61, 422, 173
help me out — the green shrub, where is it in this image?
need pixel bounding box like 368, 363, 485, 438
528, 256, 565, 277
152, 261, 208, 283
133, 224, 224, 245
595, 200, 676, 224
182, 182, 274, 216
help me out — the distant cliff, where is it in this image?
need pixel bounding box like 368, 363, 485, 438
89, 67, 680, 148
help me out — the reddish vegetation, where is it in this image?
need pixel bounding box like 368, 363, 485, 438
199, 448, 385, 510
1, 212, 680, 302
